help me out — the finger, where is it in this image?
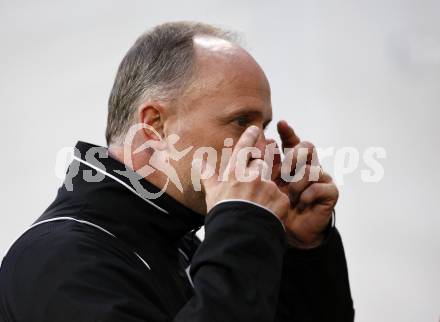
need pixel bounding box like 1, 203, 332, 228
265, 138, 282, 181
318, 169, 333, 184
308, 164, 324, 182
296, 182, 339, 211
296, 164, 331, 183
228, 125, 260, 172
277, 120, 300, 151
307, 163, 334, 183
267, 139, 282, 165
288, 165, 314, 205
283, 141, 316, 177
248, 158, 270, 181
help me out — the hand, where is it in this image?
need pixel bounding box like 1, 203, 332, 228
196, 125, 289, 221
270, 120, 339, 248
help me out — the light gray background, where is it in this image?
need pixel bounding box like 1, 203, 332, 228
1, 1, 439, 321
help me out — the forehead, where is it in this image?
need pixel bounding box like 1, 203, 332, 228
181, 36, 272, 119
192, 36, 271, 95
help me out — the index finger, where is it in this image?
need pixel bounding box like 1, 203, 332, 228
277, 120, 300, 151
229, 125, 260, 168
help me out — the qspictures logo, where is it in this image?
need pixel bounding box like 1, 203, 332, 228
54, 123, 386, 199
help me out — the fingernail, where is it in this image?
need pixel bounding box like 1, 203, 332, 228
248, 125, 259, 136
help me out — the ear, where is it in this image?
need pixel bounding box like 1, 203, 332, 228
137, 101, 166, 141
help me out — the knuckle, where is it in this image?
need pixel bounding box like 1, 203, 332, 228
301, 141, 315, 149
300, 191, 312, 204
281, 195, 290, 208
332, 184, 339, 199
265, 181, 279, 195
230, 179, 240, 189
308, 183, 319, 195
278, 196, 290, 216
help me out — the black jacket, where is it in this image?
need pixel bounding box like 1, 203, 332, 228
0, 141, 354, 322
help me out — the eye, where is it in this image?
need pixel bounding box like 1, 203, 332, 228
234, 115, 251, 127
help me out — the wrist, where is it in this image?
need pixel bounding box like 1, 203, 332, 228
287, 209, 336, 249
286, 232, 325, 249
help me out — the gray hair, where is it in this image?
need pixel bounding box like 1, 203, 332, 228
105, 21, 237, 145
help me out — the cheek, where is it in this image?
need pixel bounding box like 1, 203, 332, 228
175, 124, 208, 148
170, 125, 240, 173
179, 138, 224, 175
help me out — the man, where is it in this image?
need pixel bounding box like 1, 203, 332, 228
0, 22, 354, 321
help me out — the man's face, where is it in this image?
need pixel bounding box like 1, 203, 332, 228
164, 36, 273, 213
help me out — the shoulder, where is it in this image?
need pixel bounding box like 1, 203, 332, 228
0, 220, 160, 322
1, 219, 149, 285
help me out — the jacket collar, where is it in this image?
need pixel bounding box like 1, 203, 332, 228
54, 141, 204, 251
